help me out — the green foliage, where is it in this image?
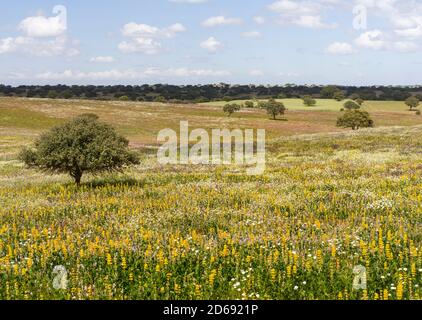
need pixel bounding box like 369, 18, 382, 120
405, 96, 420, 110
223, 103, 241, 117
154, 96, 167, 103
19, 114, 139, 184
62, 90, 73, 99
47, 90, 58, 99
261, 98, 286, 120
337, 110, 374, 130
119, 95, 130, 101
302, 95, 317, 107
244, 101, 255, 108
343, 100, 361, 110
320, 85, 339, 99
333, 91, 346, 101
355, 98, 364, 106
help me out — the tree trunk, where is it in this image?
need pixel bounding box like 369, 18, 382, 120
70, 168, 83, 186
75, 173, 82, 186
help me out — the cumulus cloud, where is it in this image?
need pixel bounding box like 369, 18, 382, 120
250, 69, 264, 76
0, 35, 78, 56
0, 6, 78, 56
200, 37, 223, 53
355, 30, 387, 50
119, 22, 186, 54
353, 0, 422, 51
268, 0, 337, 29
202, 16, 242, 27
119, 38, 162, 55
90, 56, 115, 63
241, 31, 262, 38
19, 11, 66, 37
33, 67, 230, 82
253, 16, 266, 25
326, 42, 356, 55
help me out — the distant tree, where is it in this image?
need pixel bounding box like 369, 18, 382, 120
19, 114, 139, 185
154, 96, 166, 103
244, 101, 255, 108
344, 100, 361, 110
356, 98, 365, 106
302, 95, 317, 107
47, 90, 58, 99
258, 100, 267, 109
321, 85, 339, 99
349, 93, 360, 100
405, 96, 420, 110
333, 91, 346, 101
263, 98, 286, 120
119, 95, 129, 101
337, 110, 374, 130
62, 90, 73, 99
223, 103, 241, 117
223, 96, 232, 102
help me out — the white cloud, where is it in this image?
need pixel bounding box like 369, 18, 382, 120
200, 37, 223, 53
202, 16, 242, 27
253, 16, 266, 25
119, 37, 162, 55
326, 42, 356, 55
279, 72, 301, 77
268, 0, 336, 29
122, 22, 186, 38
34, 67, 230, 81
90, 56, 115, 63
119, 22, 186, 54
395, 25, 422, 39
36, 69, 140, 80
250, 69, 264, 76
19, 14, 66, 38
144, 67, 230, 77
242, 31, 262, 38
355, 30, 387, 50
0, 35, 78, 56
294, 16, 335, 29
0, 7, 77, 56
393, 41, 418, 52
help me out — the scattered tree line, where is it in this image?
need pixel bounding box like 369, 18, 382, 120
1, 83, 422, 103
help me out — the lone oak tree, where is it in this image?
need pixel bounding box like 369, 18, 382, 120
262, 98, 286, 120
405, 96, 420, 111
337, 110, 374, 130
19, 114, 139, 185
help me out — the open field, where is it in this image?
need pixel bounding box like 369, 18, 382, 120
0, 97, 421, 300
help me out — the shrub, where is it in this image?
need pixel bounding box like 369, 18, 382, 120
302, 96, 317, 107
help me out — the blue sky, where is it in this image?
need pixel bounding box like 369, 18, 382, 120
1, 0, 422, 86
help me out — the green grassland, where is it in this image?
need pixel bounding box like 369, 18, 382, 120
0, 97, 421, 300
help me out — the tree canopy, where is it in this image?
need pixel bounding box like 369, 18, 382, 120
337, 110, 374, 130
405, 96, 420, 110
261, 98, 286, 120
19, 114, 139, 185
